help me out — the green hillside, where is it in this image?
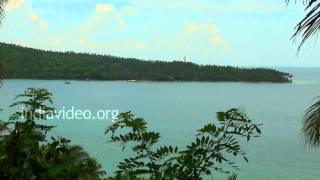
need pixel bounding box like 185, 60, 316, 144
0, 42, 292, 82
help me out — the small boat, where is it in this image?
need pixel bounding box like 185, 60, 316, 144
65, 81, 71, 84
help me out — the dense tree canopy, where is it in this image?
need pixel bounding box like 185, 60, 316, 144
0, 88, 106, 179
0, 42, 292, 83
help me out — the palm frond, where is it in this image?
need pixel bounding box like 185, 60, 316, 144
0, 0, 7, 20
67, 145, 90, 164
0, 0, 6, 85
302, 99, 320, 147
227, 174, 238, 180
286, 0, 320, 51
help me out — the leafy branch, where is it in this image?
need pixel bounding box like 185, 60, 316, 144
106, 108, 261, 179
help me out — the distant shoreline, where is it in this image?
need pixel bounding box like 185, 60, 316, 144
2, 78, 293, 84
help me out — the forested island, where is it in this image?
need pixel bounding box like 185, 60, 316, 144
0, 42, 292, 82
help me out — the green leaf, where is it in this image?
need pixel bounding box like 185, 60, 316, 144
217, 112, 225, 122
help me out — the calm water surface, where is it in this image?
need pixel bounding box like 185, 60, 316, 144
1, 67, 320, 180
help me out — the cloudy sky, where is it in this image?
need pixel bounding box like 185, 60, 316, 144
0, 0, 319, 67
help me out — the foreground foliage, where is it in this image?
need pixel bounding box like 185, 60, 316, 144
0, 42, 291, 82
0, 88, 106, 179
106, 109, 261, 179
0, 0, 7, 21
0, 88, 261, 179
287, 0, 320, 51
302, 99, 320, 148
286, 0, 320, 148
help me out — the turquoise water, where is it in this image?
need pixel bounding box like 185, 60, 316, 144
1, 68, 320, 179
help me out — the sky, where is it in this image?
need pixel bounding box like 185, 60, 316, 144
0, 0, 320, 67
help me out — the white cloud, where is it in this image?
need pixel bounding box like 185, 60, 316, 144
123, 6, 136, 15
80, 3, 133, 34
30, 13, 38, 21
134, 42, 146, 49
39, 19, 47, 30
28, 12, 48, 31
51, 37, 61, 47
182, 21, 230, 51
96, 3, 114, 14
79, 4, 115, 33
30, 17, 47, 31
207, 24, 230, 49
5, 0, 25, 11
2, 0, 237, 62
186, 22, 199, 33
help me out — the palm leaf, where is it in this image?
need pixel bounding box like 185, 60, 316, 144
286, 0, 320, 51
227, 174, 238, 180
302, 99, 320, 147
0, 0, 7, 20
0, 0, 7, 85
66, 145, 90, 165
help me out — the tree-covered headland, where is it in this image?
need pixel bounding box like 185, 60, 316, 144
0, 42, 292, 82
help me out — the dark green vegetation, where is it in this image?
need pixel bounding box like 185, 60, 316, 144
0, 88, 261, 179
0, 42, 291, 82
0, 88, 106, 179
106, 108, 261, 179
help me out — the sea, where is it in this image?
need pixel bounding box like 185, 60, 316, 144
0, 67, 320, 180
